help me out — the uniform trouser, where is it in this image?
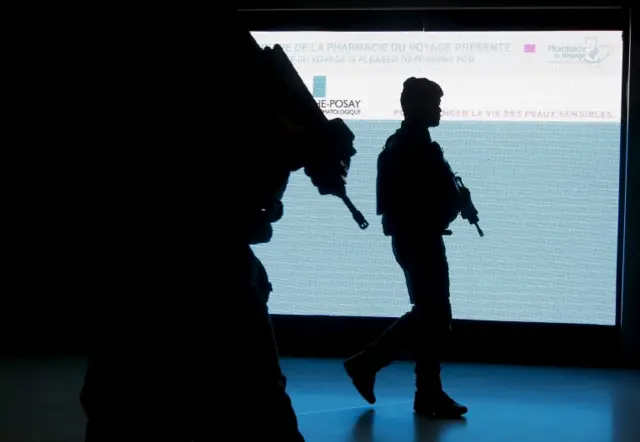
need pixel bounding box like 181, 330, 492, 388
235, 259, 305, 442
362, 234, 452, 393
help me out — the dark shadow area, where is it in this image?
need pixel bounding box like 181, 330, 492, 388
612, 371, 640, 441
349, 407, 468, 442
413, 415, 468, 442
238, 0, 628, 9
350, 408, 376, 442
273, 315, 623, 367
240, 8, 625, 32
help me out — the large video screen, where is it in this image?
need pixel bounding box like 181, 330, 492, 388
251, 31, 623, 325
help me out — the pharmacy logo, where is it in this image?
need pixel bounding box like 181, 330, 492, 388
312, 75, 327, 98
547, 37, 612, 64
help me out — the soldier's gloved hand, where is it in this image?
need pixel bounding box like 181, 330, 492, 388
303, 118, 355, 196
305, 159, 349, 197
458, 183, 471, 202
460, 197, 480, 225
457, 185, 477, 219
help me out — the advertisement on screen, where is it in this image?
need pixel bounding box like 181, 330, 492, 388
251, 31, 623, 325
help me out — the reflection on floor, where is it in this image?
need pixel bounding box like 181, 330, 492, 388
0, 356, 637, 442
283, 358, 639, 442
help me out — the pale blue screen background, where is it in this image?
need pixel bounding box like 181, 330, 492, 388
252, 36, 622, 325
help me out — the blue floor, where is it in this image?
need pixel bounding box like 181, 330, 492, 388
281, 358, 639, 442
0, 356, 637, 442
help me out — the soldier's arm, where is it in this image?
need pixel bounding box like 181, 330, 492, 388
376, 149, 396, 216
376, 152, 387, 216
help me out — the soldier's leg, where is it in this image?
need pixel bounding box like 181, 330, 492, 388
254, 254, 289, 389
405, 238, 467, 417
412, 299, 451, 395
346, 257, 419, 372
237, 284, 304, 441
379, 235, 446, 392
232, 250, 304, 442
344, 236, 423, 403
344, 307, 421, 404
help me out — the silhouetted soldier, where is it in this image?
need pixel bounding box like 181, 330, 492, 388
79, 22, 366, 441
344, 77, 468, 418
233, 171, 306, 442
226, 26, 365, 442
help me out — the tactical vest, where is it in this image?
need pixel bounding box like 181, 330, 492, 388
377, 127, 461, 236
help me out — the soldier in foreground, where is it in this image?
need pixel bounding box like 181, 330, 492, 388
344, 77, 469, 418
227, 28, 369, 442
79, 24, 368, 441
